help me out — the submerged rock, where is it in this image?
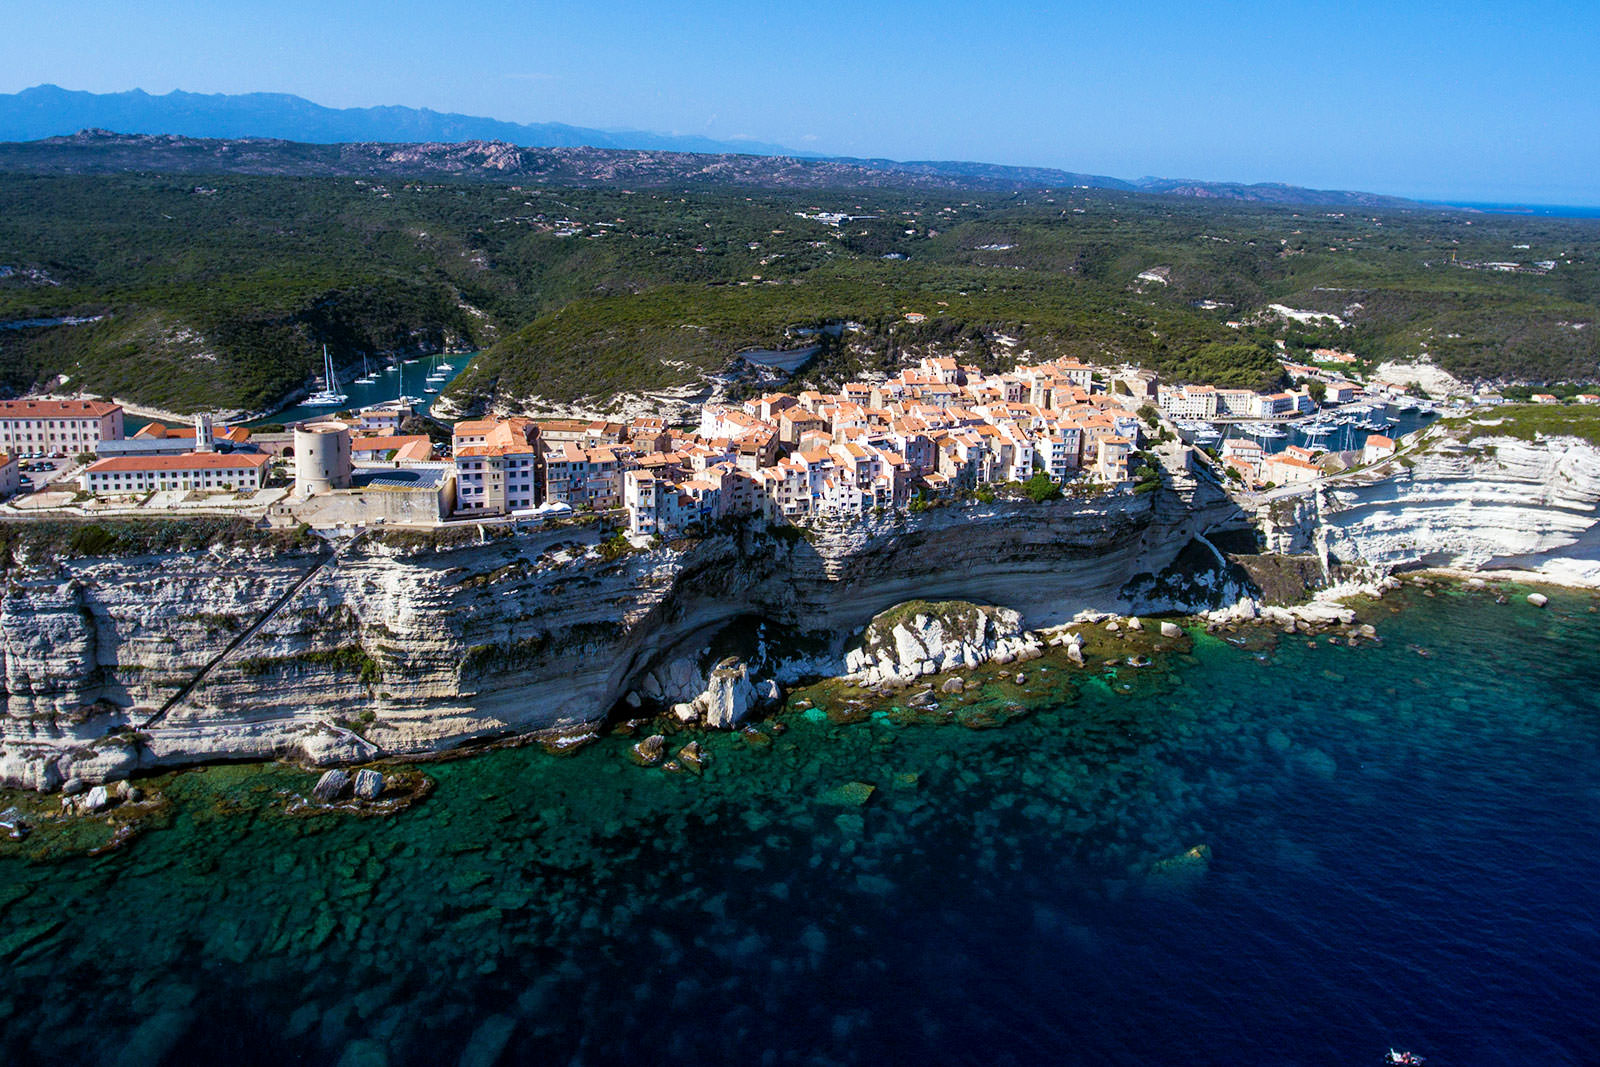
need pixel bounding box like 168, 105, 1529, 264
83, 785, 111, 813
1527, 592, 1549, 608
818, 781, 876, 807
940, 677, 965, 694
1144, 843, 1212, 895
1159, 621, 1183, 639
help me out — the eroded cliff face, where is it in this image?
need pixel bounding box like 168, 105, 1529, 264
1, 476, 1236, 789
1259, 432, 1600, 586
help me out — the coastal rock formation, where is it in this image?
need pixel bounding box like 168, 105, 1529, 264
841, 600, 1043, 687
0, 472, 1239, 790
1265, 430, 1600, 587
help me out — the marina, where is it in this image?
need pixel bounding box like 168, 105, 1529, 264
247, 352, 475, 428
1173, 401, 1436, 456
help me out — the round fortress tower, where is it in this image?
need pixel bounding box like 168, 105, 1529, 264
294, 421, 352, 496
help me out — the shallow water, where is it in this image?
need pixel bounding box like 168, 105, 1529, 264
3, 586, 1599, 1065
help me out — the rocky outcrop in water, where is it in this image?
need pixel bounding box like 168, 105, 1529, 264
841, 600, 1043, 687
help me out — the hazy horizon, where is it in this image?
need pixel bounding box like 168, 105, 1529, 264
3, 0, 1597, 206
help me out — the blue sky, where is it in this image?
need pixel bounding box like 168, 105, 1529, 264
4, 0, 1598, 204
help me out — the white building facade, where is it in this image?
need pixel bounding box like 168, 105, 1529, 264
0, 399, 124, 456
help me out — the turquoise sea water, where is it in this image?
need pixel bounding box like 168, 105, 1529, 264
3, 585, 1599, 1065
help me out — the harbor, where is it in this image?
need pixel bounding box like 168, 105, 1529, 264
1175, 398, 1438, 456
246, 352, 476, 429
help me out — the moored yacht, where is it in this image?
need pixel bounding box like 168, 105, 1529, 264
303, 345, 349, 407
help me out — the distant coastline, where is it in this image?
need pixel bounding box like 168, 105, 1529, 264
1428, 200, 1600, 219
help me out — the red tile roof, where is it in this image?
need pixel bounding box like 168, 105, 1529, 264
86, 453, 269, 473
0, 399, 121, 418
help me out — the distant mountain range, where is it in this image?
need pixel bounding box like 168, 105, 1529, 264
0, 84, 1420, 208
0, 84, 801, 157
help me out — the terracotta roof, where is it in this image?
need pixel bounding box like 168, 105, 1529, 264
0, 399, 121, 418
133, 424, 251, 443
456, 444, 532, 458
352, 434, 431, 453
86, 453, 269, 473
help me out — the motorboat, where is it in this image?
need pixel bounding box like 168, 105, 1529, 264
1384, 1051, 1424, 1066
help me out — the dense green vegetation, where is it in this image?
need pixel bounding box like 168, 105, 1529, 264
1, 172, 1595, 414
1448, 403, 1600, 446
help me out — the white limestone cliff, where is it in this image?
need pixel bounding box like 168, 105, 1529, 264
1, 482, 1227, 790
1273, 430, 1600, 588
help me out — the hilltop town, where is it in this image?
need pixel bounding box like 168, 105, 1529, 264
2, 346, 1562, 540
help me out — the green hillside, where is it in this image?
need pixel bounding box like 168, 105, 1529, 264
1, 172, 1594, 414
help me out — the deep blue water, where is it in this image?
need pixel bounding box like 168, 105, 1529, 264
1428, 201, 1600, 220
2, 585, 1598, 1065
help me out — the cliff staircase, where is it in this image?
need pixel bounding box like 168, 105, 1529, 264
137, 530, 366, 730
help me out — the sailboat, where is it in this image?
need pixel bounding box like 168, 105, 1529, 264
354, 353, 377, 385
436, 351, 455, 372
394, 362, 423, 406
425, 354, 447, 384
304, 345, 349, 406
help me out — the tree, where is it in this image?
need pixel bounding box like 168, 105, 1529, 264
1137, 404, 1160, 427
1023, 471, 1061, 503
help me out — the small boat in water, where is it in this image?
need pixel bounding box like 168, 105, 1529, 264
303, 345, 349, 407
1384, 1051, 1425, 1066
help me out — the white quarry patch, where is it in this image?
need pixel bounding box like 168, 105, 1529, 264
1372, 359, 1464, 399
1263, 304, 1346, 328
1136, 267, 1170, 285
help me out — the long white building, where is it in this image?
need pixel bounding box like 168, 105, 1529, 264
0, 399, 124, 456
81, 452, 271, 494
